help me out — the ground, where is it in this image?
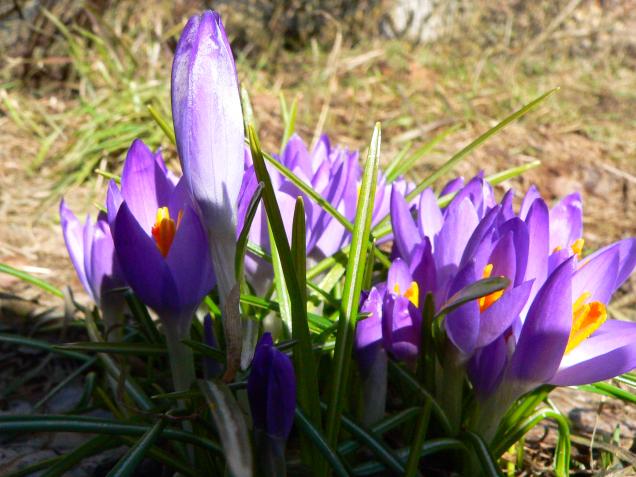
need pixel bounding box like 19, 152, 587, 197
1, 0, 636, 474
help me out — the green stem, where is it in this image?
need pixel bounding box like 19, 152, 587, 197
164, 326, 195, 395
437, 348, 464, 435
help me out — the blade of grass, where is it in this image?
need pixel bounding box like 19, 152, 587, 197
147, 105, 176, 145
281, 95, 298, 150
324, 123, 381, 452
107, 418, 167, 477
404, 400, 432, 477
249, 125, 323, 467
0, 263, 64, 298
460, 431, 504, 477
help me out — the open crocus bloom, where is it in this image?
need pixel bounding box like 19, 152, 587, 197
60, 201, 126, 326
107, 139, 215, 338
355, 259, 422, 365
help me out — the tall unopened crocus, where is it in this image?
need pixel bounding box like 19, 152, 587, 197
60, 202, 126, 332
171, 11, 244, 307
247, 333, 296, 477
108, 139, 215, 391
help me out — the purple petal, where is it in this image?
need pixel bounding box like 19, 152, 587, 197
549, 192, 583, 251
113, 202, 179, 316
519, 185, 541, 220
573, 245, 619, 304
387, 259, 413, 296
477, 280, 533, 348
121, 139, 174, 233
469, 336, 508, 396
496, 218, 529, 286
585, 238, 636, 293
106, 180, 123, 231
551, 320, 636, 386
382, 294, 420, 361
417, 188, 443, 241
166, 205, 215, 313
410, 239, 437, 300
445, 261, 480, 354
390, 186, 419, 262
440, 177, 464, 197
59, 200, 92, 300
510, 258, 574, 383
523, 199, 549, 302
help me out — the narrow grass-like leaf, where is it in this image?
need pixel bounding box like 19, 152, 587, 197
294, 408, 350, 477
0, 263, 64, 298
281, 95, 298, 150
107, 418, 167, 477
460, 431, 504, 477
241, 86, 257, 133
578, 382, 636, 405
181, 339, 226, 363
387, 125, 461, 183
55, 342, 165, 355
269, 225, 293, 333
235, 182, 265, 282
338, 407, 419, 455
383, 141, 412, 183
34, 357, 97, 411
404, 400, 432, 477
147, 105, 176, 144
249, 125, 323, 466
124, 291, 162, 344
352, 438, 468, 476
388, 360, 452, 435
198, 379, 253, 477
325, 123, 381, 451
41, 435, 116, 477
94, 168, 121, 183
492, 408, 570, 476
0, 415, 221, 453
0, 333, 90, 361
292, 197, 308, 304
371, 89, 558, 239
436, 277, 510, 317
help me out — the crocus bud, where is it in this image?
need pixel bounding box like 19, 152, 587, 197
60, 201, 126, 333
171, 10, 244, 304
247, 333, 296, 440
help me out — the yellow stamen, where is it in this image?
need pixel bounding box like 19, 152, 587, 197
570, 238, 584, 258
479, 263, 505, 312
565, 291, 607, 354
393, 281, 419, 307
151, 207, 182, 257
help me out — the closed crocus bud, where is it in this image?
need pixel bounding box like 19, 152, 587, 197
171, 11, 244, 306
248, 333, 296, 440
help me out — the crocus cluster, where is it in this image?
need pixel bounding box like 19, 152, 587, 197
355, 173, 636, 437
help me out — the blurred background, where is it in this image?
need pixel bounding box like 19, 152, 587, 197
1, 0, 635, 322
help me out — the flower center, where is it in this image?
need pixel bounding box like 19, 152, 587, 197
151, 207, 182, 257
479, 263, 505, 312
393, 281, 419, 307
565, 292, 607, 354
553, 237, 584, 259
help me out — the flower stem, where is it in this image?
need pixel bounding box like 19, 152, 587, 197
165, 326, 195, 394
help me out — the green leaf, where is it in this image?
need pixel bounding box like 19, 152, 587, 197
55, 342, 166, 355
0, 263, 64, 298
436, 277, 510, 317
371, 89, 559, 239
41, 435, 116, 477
578, 382, 636, 405
124, 291, 162, 343
241, 86, 257, 133
492, 408, 570, 477
460, 431, 504, 477
404, 400, 432, 477
0, 333, 90, 361
294, 408, 350, 477
0, 415, 221, 453
235, 181, 265, 282
325, 123, 381, 450
107, 419, 167, 477
386, 124, 461, 183
249, 125, 323, 466
181, 339, 226, 363
147, 104, 176, 144
292, 197, 308, 305
198, 379, 253, 477
383, 141, 412, 183
281, 95, 298, 150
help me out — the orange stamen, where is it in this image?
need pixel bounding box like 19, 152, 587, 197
393, 281, 420, 307
151, 207, 182, 257
565, 292, 606, 354
479, 263, 505, 312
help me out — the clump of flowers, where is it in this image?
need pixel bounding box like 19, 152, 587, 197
4, 8, 635, 477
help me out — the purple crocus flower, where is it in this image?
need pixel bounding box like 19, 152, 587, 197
171, 10, 244, 305
60, 201, 126, 329
355, 259, 422, 366
247, 333, 296, 440
107, 139, 215, 390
